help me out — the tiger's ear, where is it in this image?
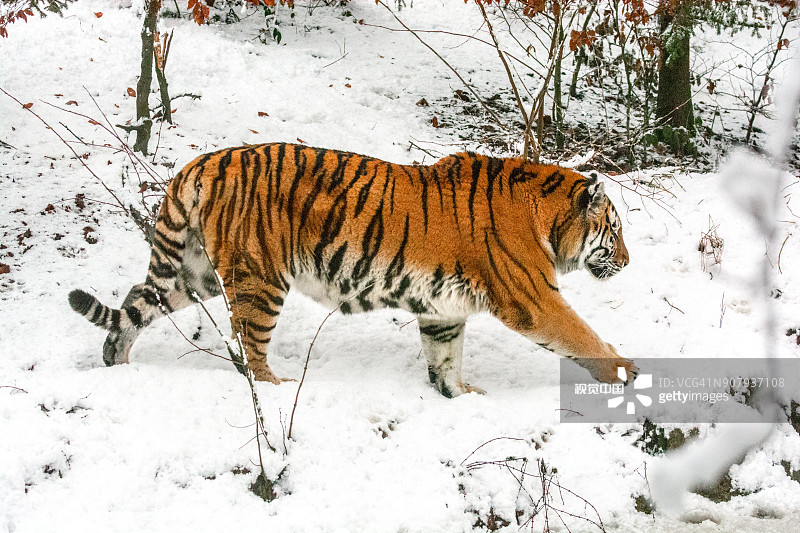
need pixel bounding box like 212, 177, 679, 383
586, 181, 606, 216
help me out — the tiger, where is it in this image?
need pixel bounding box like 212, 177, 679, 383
68, 142, 635, 398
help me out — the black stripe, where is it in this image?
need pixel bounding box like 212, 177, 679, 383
274, 143, 286, 198
431, 168, 444, 213
383, 215, 409, 289
566, 178, 588, 202
486, 158, 503, 232
430, 264, 446, 298
312, 194, 348, 270
89, 303, 103, 324
469, 158, 481, 237
352, 205, 384, 282
407, 297, 428, 314
218, 149, 233, 182
298, 151, 328, 230
539, 269, 559, 292
354, 164, 377, 217
508, 166, 527, 197
419, 323, 463, 343
391, 275, 411, 300
328, 152, 351, 192
153, 238, 182, 264
541, 170, 565, 197
327, 242, 348, 281
155, 229, 185, 251
126, 306, 143, 328
150, 256, 176, 279
160, 205, 187, 232
245, 321, 277, 334
265, 292, 284, 307
245, 294, 281, 316
111, 309, 121, 330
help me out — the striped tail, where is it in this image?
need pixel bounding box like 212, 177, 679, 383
68, 289, 142, 331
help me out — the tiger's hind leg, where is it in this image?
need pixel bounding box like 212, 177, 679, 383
101, 275, 200, 367
418, 318, 484, 398
99, 231, 218, 367
225, 268, 290, 384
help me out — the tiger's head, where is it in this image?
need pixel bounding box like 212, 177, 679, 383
552, 173, 629, 280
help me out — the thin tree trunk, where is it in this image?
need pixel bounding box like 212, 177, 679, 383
134, 0, 161, 155
154, 30, 173, 125
554, 24, 564, 151
569, 0, 597, 98
655, 0, 694, 135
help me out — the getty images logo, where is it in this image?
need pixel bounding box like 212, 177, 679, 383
607, 367, 652, 415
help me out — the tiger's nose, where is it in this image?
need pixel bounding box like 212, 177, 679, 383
621, 254, 629, 267
617, 240, 630, 267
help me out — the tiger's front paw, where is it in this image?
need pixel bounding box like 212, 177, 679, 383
588, 355, 638, 384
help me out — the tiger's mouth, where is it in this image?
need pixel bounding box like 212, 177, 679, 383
586, 261, 622, 280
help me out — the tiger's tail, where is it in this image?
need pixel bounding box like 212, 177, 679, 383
68, 289, 142, 332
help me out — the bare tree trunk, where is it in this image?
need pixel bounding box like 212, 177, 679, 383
133, 0, 161, 155
554, 24, 565, 151
655, 0, 694, 135
569, 0, 597, 98
154, 30, 173, 125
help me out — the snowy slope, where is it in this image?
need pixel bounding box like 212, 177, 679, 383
1, 1, 800, 532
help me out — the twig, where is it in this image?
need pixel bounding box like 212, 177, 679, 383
150, 92, 201, 113
322, 52, 348, 69
0, 385, 28, 393
778, 233, 790, 274
459, 436, 526, 467
408, 140, 439, 159
662, 297, 685, 315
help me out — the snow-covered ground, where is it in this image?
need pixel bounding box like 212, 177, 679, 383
1, 1, 799, 531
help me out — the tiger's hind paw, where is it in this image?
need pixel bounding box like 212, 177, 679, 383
250, 366, 294, 384
102, 331, 132, 366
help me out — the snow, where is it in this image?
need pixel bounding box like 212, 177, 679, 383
1, 1, 800, 532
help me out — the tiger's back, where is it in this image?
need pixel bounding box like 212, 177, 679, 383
69, 142, 635, 397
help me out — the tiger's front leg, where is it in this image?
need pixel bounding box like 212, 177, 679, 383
418, 318, 485, 398
497, 292, 637, 384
